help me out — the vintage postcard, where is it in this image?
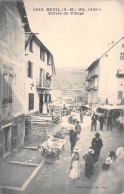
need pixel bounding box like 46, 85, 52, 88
0, 0, 124, 194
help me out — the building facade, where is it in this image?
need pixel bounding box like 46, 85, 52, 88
0, 1, 30, 159
25, 34, 56, 116
86, 37, 124, 107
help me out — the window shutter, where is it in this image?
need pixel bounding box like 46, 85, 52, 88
29, 93, 34, 110
43, 70, 45, 86
11, 125, 17, 150
27, 61, 33, 78
9, 75, 12, 99
3, 74, 9, 99
39, 68, 43, 87
27, 61, 29, 77
0, 70, 2, 105
31, 62, 33, 78
29, 40, 33, 52
118, 91, 123, 100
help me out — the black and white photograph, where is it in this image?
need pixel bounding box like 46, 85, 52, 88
0, 0, 124, 194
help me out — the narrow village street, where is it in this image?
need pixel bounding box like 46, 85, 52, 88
0, 1, 124, 194
21, 115, 124, 194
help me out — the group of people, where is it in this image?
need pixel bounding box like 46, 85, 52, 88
83, 132, 103, 179
91, 113, 113, 131
69, 131, 103, 179
69, 125, 124, 180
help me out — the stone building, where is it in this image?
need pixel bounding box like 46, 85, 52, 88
25, 33, 56, 116
0, 1, 30, 159
86, 37, 124, 107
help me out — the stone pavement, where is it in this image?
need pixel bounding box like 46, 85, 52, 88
22, 115, 124, 194
0, 115, 124, 194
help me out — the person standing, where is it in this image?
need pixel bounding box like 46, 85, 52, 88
69, 147, 81, 179
91, 113, 97, 131
107, 114, 112, 131
69, 129, 77, 153
83, 148, 94, 179
75, 121, 82, 139
91, 133, 103, 163
99, 115, 104, 131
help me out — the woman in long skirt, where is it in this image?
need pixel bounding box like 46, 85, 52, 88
69, 146, 81, 179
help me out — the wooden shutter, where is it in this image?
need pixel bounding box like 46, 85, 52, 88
29, 40, 33, 52
11, 125, 17, 150
27, 61, 29, 77
27, 61, 33, 78
118, 91, 123, 100
3, 74, 8, 99
43, 70, 45, 87
8, 75, 12, 99
0, 70, 2, 105
29, 93, 34, 110
39, 68, 43, 87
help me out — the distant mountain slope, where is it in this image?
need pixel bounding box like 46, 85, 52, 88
52, 67, 87, 99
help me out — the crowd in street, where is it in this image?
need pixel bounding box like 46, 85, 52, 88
68, 112, 124, 180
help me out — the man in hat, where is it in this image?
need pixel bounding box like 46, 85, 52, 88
69, 129, 77, 153
91, 133, 103, 163
83, 148, 94, 179
91, 113, 97, 131
99, 115, 104, 131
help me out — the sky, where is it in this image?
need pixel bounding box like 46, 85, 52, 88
24, 0, 124, 69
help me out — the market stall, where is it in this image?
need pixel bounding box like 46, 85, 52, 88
38, 137, 66, 162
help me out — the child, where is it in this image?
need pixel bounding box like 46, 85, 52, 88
102, 151, 117, 171
69, 146, 81, 179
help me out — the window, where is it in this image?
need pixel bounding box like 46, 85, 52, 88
29, 93, 34, 110
29, 40, 33, 52
40, 47, 45, 61
47, 54, 50, 65
2, 74, 12, 104
27, 61, 33, 78
118, 91, 123, 100
120, 53, 124, 59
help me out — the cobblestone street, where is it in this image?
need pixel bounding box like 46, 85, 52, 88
22, 115, 124, 194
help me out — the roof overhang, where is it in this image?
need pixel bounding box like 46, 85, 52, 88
86, 59, 100, 72
16, 0, 31, 33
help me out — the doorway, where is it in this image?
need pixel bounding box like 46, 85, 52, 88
3, 125, 11, 154
39, 94, 43, 113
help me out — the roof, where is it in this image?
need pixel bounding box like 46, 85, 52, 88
86, 59, 100, 71
86, 36, 124, 72
16, 0, 31, 33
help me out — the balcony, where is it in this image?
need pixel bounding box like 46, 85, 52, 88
86, 69, 98, 81
86, 85, 98, 91
116, 69, 124, 77
36, 79, 51, 90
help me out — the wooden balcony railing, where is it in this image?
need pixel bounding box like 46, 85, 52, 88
36, 79, 51, 89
